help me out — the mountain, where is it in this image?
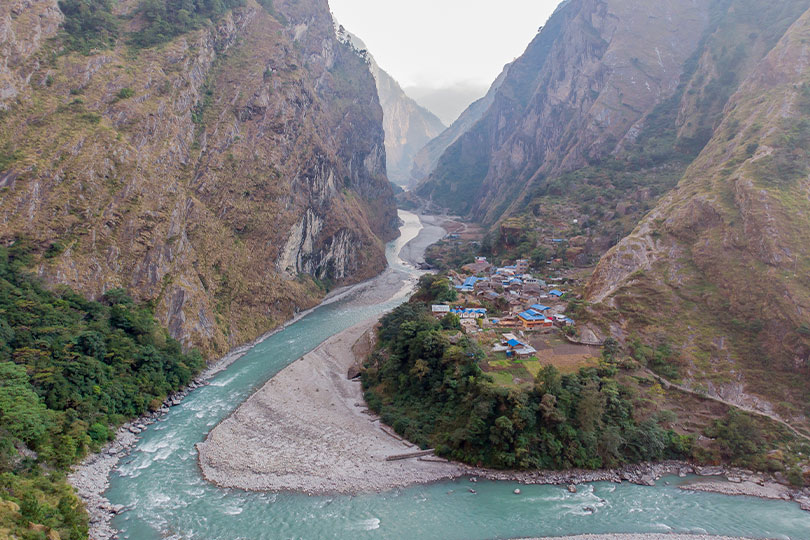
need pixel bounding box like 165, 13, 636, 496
340, 29, 445, 186
416, 0, 810, 260
0, 0, 397, 358
586, 6, 810, 429
417, 0, 808, 223
410, 65, 509, 184
411, 0, 810, 429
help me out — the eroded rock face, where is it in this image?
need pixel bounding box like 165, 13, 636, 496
0, 0, 397, 357
341, 30, 445, 187
0, 0, 63, 108
410, 64, 509, 185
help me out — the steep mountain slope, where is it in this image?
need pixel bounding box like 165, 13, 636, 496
586, 6, 810, 429
410, 64, 509, 184
342, 30, 445, 186
414, 0, 810, 276
375, 65, 445, 186
0, 0, 64, 105
417, 0, 810, 244
417, 0, 713, 221
0, 0, 397, 357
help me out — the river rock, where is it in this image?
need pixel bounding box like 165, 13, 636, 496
696, 466, 724, 476
567, 484, 577, 493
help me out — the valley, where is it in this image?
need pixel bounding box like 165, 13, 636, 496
2, 0, 810, 538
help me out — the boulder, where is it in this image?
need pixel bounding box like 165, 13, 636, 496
569, 235, 588, 248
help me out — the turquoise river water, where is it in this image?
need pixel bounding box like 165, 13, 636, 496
105, 211, 810, 539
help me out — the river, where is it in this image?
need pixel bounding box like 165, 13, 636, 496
104, 211, 810, 540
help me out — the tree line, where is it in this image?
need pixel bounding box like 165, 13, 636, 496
57, 0, 255, 52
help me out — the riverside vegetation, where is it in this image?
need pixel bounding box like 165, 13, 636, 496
363, 275, 810, 481
0, 243, 204, 539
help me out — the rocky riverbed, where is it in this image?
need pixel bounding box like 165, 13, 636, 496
68, 211, 448, 539
198, 320, 467, 494
196, 308, 810, 509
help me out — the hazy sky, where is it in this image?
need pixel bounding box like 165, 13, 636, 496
329, 0, 561, 89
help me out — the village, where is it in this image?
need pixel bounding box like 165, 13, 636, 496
430, 256, 599, 388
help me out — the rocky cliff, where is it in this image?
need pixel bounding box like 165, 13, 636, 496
0, 0, 397, 357
586, 5, 810, 426
342, 30, 445, 187
414, 0, 810, 270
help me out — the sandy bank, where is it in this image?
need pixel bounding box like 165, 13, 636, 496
398, 213, 447, 267
197, 320, 465, 494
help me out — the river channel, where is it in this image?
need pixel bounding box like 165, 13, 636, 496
104, 211, 810, 540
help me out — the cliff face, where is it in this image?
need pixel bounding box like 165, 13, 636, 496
414, 0, 810, 274
0, 0, 397, 357
587, 6, 810, 424
374, 65, 445, 187
417, 0, 712, 222
343, 30, 445, 187
417, 0, 810, 231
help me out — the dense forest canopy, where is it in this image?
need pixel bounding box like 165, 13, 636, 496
0, 242, 204, 539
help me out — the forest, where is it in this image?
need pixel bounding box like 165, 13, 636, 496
0, 242, 204, 539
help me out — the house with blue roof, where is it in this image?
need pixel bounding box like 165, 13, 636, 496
517, 309, 552, 329
549, 289, 564, 297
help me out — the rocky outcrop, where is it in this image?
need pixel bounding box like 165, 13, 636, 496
342, 30, 445, 187
0, 0, 397, 357
416, 0, 810, 228
0, 0, 63, 108
586, 5, 810, 428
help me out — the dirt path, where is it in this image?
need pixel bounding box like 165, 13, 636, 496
646, 369, 810, 443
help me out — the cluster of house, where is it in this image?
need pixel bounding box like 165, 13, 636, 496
429, 257, 576, 334
455, 257, 565, 306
